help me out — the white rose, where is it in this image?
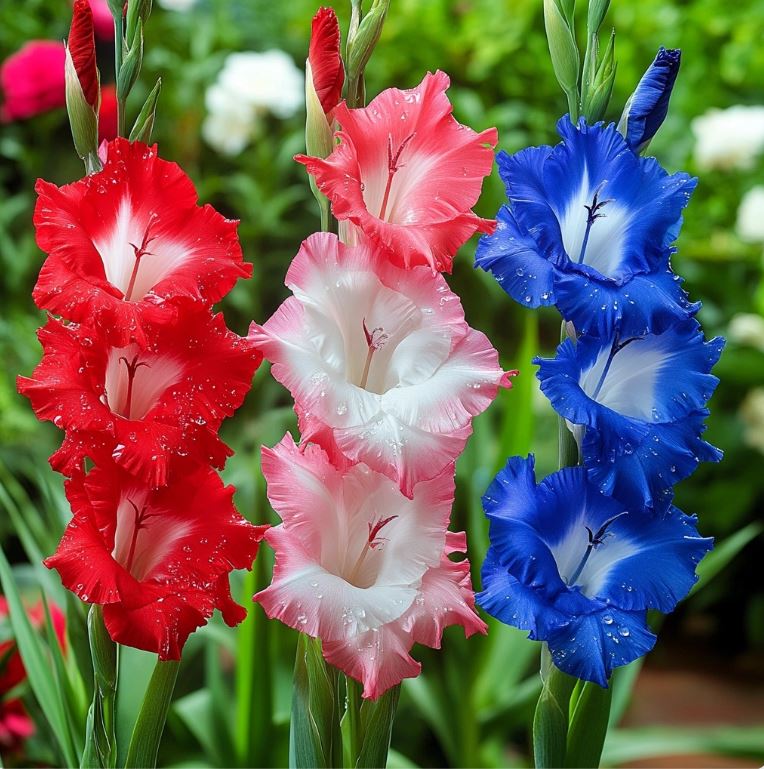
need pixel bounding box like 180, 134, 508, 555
202, 85, 257, 156
691, 105, 764, 171
737, 186, 764, 244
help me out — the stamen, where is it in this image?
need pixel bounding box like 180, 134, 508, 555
359, 318, 389, 390
124, 217, 158, 302
346, 514, 398, 585
378, 132, 416, 221
118, 354, 151, 419
123, 498, 156, 574
577, 181, 613, 265
566, 511, 629, 587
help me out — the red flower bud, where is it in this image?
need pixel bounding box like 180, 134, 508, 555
68, 0, 99, 109
309, 7, 344, 117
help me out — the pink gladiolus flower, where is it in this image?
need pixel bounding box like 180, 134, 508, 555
296, 71, 497, 273
249, 232, 513, 497
255, 434, 486, 699
0, 41, 66, 121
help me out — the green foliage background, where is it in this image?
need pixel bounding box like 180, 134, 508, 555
0, 0, 763, 766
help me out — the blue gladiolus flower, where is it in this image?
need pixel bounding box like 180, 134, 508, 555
535, 319, 724, 509
620, 48, 681, 154
474, 116, 698, 337
476, 455, 712, 686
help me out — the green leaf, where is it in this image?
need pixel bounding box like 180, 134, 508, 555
690, 521, 762, 597
124, 659, 179, 769
0, 548, 78, 767
355, 683, 400, 768
565, 680, 612, 767
532, 647, 576, 768
289, 635, 343, 769
129, 77, 161, 143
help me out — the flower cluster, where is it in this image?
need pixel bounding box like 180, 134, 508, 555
474, 49, 722, 685
252, 8, 511, 699
19, 138, 265, 659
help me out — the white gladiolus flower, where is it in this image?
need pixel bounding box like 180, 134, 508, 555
203, 50, 304, 155
691, 105, 764, 171
728, 313, 764, 352
737, 186, 764, 244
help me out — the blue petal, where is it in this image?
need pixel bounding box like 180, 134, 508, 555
590, 502, 713, 613
474, 205, 556, 308
477, 548, 570, 637
585, 411, 723, 510
554, 263, 700, 338
546, 607, 656, 687
502, 117, 696, 284
622, 48, 681, 153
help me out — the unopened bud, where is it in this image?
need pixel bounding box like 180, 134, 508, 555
543, 0, 580, 110
308, 7, 344, 118
129, 76, 161, 142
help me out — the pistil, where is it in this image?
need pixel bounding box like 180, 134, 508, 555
118, 354, 150, 419
124, 219, 157, 302
124, 499, 155, 575
378, 132, 416, 221
577, 182, 612, 265
346, 514, 398, 585
566, 511, 629, 587
359, 319, 389, 390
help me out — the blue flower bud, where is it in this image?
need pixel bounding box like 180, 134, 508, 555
619, 47, 681, 153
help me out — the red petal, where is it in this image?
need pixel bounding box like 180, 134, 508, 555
46, 462, 266, 659
309, 7, 344, 117
98, 84, 118, 142
68, 0, 98, 109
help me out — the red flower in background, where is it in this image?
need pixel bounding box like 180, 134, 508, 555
297, 71, 497, 273
98, 84, 118, 142
309, 7, 344, 118
18, 302, 261, 486
88, 0, 114, 41
46, 463, 266, 659
33, 138, 251, 345
0, 700, 34, 756
0, 42, 66, 121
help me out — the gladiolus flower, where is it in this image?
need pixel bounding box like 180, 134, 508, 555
255, 434, 485, 699
33, 138, 251, 344
297, 71, 497, 273
250, 232, 512, 497
18, 302, 260, 486
0, 42, 66, 122
0, 700, 35, 756
46, 462, 266, 659
308, 7, 344, 118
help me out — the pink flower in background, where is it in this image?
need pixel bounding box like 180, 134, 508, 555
296, 71, 497, 272
255, 435, 485, 699
249, 232, 512, 497
88, 0, 115, 40
98, 83, 118, 142
0, 41, 66, 121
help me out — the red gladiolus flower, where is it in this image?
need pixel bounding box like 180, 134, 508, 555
18, 302, 261, 486
33, 138, 251, 344
0, 41, 66, 122
45, 463, 266, 659
98, 84, 118, 142
0, 700, 35, 756
68, 0, 99, 110
309, 7, 344, 118
296, 71, 498, 273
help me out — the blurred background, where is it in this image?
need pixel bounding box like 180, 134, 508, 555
1, 0, 763, 766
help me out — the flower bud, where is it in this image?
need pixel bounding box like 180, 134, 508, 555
346, 0, 389, 104
619, 47, 681, 154
117, 18, 143, 101
583, 29, 616, 123
543, 0, 580, 111
308, 7, 344, 118
129, 76, 161, 142
65, 0, 100, 170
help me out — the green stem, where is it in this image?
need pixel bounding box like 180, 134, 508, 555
83, 606, 117, 768
114, 13, 126, 136
124, 659, 180, 769
533, 646, 576, 768
344, 676, 362, 767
